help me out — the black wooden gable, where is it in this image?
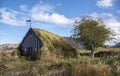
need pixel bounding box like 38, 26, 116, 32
19, 28, 43, 60
19, 28, 42, 46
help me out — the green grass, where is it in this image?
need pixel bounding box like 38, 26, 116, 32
0, 48, 120, 76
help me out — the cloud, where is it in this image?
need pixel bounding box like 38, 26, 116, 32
0, 2, 73, 26
89, 12, 120, 45
20, 5, 28, 12
0, 8, 27, 26
90, 12, 120, 30
30, 3, 73, 26
96, 0, 113, 8
31, 3, 54, 13
89, 12, 100, 18
0, 38, 9, 44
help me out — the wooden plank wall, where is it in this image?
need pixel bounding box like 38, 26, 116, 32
20, 29, 42, 57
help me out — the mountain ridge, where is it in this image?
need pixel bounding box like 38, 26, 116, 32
0, 44, 18, 50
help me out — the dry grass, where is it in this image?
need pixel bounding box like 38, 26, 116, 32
79, 47, 120, 57
96, 47, 120, 53
0, 48, 120, 76
72, 64, 112, 76
33, 28, 78, 59
79, 47, 120, 53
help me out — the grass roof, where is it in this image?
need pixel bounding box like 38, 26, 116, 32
32, 28, 78, 60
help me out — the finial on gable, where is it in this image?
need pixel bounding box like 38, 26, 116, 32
26, 19, 31, 28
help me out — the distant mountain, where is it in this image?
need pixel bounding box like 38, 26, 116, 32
0, 44, 18, 50
113, 42, 120, 47
110, 42, 120, 48
64, 37, 85, 49
115, 42, 120, 47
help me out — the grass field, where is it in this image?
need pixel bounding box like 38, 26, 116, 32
0, 48, 120, 76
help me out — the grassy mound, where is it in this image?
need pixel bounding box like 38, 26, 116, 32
32, 28, 78, 60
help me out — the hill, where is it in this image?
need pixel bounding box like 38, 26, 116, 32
0, 44, 18, 50
113, 42, 120, 47
64, 37, 85, 49
31, 28, 78, 60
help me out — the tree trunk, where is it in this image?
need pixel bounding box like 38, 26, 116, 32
91, 50, 94, 58
89, 37, 96, 58
91, 42, 96, 58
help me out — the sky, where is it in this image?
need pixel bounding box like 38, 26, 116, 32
0, 0, 120, 45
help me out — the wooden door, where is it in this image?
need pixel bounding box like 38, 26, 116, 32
27, 47, 32, 56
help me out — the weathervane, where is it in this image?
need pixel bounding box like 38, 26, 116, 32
26, 19, 31, 28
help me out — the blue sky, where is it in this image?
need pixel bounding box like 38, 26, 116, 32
0, 0, 120, 45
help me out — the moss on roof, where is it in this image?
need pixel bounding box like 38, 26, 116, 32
32, 28, 78, 59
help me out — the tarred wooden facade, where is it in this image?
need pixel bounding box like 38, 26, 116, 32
19, 28, 43, 59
